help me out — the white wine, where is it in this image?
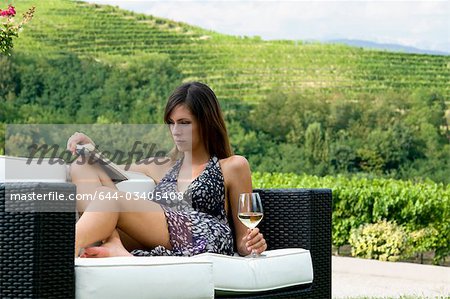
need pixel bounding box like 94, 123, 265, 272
238, 212, 263, 229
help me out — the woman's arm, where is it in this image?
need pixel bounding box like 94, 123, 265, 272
225, 155, 267, 256
66, 131, 171, 181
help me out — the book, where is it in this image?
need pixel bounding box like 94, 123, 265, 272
75, 143, 129, 183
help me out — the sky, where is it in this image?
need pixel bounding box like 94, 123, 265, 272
86, 1, 450, 54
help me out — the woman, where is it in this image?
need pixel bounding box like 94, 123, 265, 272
68, 82, 267, 258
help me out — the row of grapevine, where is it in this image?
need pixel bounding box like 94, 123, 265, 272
252, 172, 450, 263
12, 0, 450, 104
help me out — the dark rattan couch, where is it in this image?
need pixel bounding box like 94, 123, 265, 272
0, 182, 331, 299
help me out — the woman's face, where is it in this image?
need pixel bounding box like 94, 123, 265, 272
167, 104, 201, 152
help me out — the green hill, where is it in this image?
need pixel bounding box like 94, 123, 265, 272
2, 0, 450, 184
11, 0, 450, 102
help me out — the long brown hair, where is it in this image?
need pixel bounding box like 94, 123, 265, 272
164, 82, 233, 159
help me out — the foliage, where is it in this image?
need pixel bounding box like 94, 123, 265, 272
7, 0, 450, 102
407, 227, 440, 257
0, 5, 35, 55
244, 90, 449, 184
252, 172, 450, 264
0, 53, 183, 125
349, 220, 409, 262
2, 2, 449, 183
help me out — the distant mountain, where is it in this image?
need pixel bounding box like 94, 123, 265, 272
325, 39, 449, 56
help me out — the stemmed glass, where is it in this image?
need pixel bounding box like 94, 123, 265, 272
238, 192, 264, 258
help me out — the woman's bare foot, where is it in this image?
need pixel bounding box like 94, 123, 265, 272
80, 230, 132, 258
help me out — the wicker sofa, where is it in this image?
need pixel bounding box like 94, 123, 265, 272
0, 157, 331, 298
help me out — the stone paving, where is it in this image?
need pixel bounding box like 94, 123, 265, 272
332, 256, 450, 298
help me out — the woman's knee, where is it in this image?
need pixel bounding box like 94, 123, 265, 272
70, 158, 115, 188
117, 210, 171, 249
69, 157, 93, 177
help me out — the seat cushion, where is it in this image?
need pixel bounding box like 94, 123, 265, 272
75, 256, 214, 299
193, 248, 313, 294
114, 170, 156, 196
1, 156, 156, 192
74, 248, 312, 298
0, 155, 68, 182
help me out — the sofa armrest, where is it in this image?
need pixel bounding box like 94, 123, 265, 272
0, 182, 76, 299
254, 188, 332, 299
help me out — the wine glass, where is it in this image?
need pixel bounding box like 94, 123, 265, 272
238, 192, 264, 258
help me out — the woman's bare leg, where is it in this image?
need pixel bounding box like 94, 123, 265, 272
70, 159, 169, 256
116, 228, 147, 251
81, 230, 132, 257
71, 159, 145, 249
80, 228, 147, 258
70, 157, 117, 214
75, 186, 171, 257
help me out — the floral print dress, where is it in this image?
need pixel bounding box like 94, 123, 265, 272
130, 156, 234, 257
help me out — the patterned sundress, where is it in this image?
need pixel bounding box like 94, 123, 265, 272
130, 156, 234, 256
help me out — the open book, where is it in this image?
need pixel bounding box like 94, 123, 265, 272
75, 143, 129, 183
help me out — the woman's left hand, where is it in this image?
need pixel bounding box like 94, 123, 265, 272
241, 227, 267, 255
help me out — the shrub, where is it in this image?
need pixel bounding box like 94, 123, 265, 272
0, 5, 35, 55
408, 227, 439, 256
349, 220, 409, 262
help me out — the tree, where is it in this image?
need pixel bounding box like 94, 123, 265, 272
304, 122, 329, 174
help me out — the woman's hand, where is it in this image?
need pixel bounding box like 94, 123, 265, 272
240, 227, 267, 256
66, 132, 95, 155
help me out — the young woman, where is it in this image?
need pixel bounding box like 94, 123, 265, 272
68, 82, 267, 258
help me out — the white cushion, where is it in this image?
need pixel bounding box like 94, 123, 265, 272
114, 171, 156, 197
0, 155, 68, 182
75, 256, 214, 299
0, 156, 156, 193
74, 249, 312, 298
193, 248, 313, 294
